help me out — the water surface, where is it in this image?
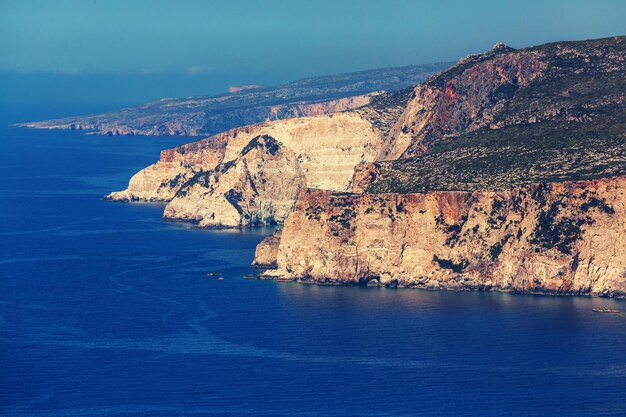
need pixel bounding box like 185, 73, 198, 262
1, 123, 625, 417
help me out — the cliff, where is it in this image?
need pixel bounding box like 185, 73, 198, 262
253, 36, 626, 298
105, 133, 230, 201
17, 63, 449, 137
103, 36, 626, 297
373, 36, 625, 161
252, 229, 282, 269
107, 111, 385, 225
258, 178, 626, 297
163, 135, 306, 227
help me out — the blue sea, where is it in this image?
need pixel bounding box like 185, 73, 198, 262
1, 110, 626, 417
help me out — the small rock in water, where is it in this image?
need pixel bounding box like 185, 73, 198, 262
592, 308, 621, 314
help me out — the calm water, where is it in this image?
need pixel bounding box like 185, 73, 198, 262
1, 122, 626, 417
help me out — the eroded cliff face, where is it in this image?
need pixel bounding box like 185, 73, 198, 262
217, 112, 382, 191
163, 136, 306, 227
376, 48, 545, 160
374, 37, 624, 163
252, 229, 282, 269
259, 177, 626, 297
108, 112, 382, 224
105, 133, 231, 201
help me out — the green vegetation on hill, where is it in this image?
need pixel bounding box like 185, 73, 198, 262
366, 36, 626, 193
366, 108, 626, 193
355, 87, 414, 136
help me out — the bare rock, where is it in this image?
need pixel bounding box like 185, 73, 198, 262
263, 177, 626, 298
252, 229, 282, 268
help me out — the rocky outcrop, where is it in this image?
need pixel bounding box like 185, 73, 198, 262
259, 177, 626, 297
105, 133, 230, 201
163, 136, 306, 227
252, 229, 282, 269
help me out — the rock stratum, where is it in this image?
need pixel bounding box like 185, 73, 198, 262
258, 178, 626, 297
17, 63, 449, 137
106, 110, 386, 226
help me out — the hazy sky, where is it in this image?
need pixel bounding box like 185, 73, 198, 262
1, 0, 625, 112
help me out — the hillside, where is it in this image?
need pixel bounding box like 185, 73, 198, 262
361, 108, 626, 193
17, 62, 449, 137
352, 36, 626, 193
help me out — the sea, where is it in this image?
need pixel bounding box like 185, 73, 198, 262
1, 107, 626, 417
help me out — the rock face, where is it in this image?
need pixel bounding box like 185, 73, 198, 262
252, 229, 282, 269
105, 133, 230, 201
374, 36, 625, 161
163, 136, 306, 227
108, 111, 385, 225
259, 178, 626, 297
18, 62, 449, 137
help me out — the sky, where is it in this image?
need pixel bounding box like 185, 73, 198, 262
1, 0, 625, 114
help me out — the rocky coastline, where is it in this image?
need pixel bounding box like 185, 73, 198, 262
254, 177, 626, 298
104, 36, 626, 297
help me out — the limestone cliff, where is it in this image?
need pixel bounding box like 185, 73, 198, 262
163, 136, 306, 227
258, 178, 626, 297
253, 36, 626, 298
105, 133, 230, 201
107, 111, 384, 225
252, 229, 282, 269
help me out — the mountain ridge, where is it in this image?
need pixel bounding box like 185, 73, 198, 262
353, 35, 625, 191
16, 62, 450, 137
